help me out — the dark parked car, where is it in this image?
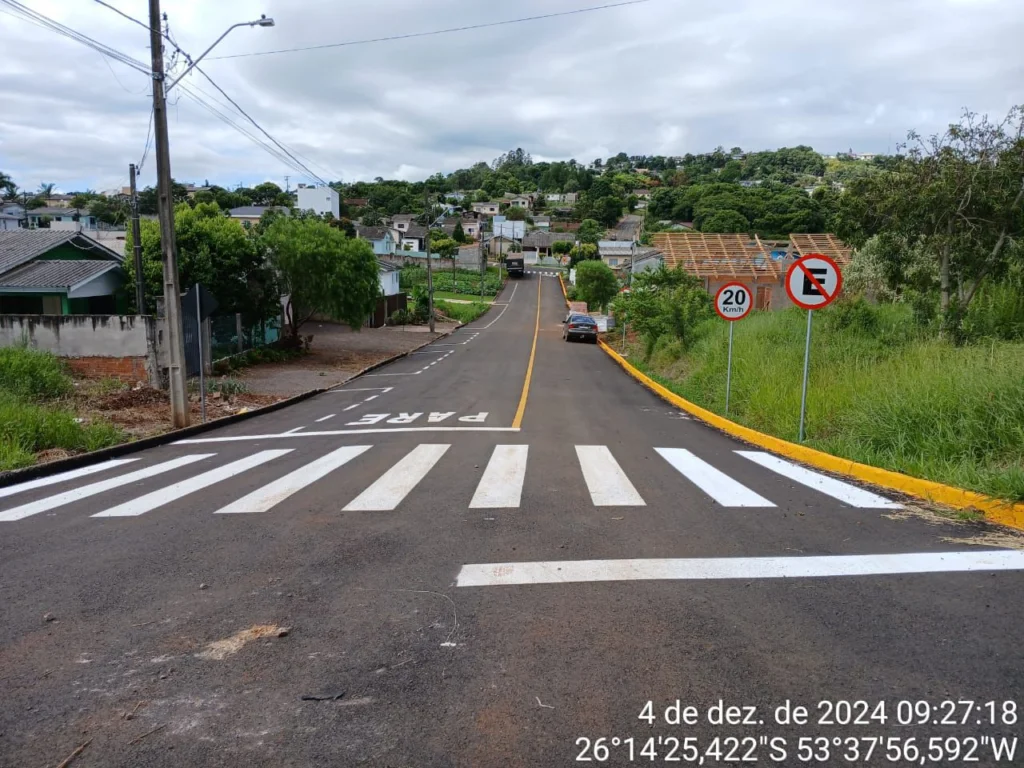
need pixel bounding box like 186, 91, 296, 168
562, 313, 598, 343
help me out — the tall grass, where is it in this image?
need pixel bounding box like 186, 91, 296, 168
0, 348, 124, 471
0, 346, 73, 400
631, 302, 1024, 502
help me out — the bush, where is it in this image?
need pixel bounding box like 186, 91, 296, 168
0, 346, 73, 400
387, 308, 413, 326
825, 297, 879, 336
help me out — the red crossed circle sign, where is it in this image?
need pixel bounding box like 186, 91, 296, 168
714, 282, 753, 321
786, 254, 843, 310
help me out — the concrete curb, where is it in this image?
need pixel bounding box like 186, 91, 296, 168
597, 338, 1024, 531
0, 327, 460, 488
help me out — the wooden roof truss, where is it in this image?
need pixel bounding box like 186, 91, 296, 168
651, 232, 783, 280
788, 233, 853, 265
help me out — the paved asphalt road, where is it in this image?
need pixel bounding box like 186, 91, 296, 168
2, 269, 1023, 767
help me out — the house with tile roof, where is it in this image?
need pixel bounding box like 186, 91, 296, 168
0, 230, 125, 315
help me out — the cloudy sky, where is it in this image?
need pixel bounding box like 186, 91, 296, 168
1, 0, 1022, 194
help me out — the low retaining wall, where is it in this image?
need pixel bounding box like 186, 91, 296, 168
0, 314, 159, 386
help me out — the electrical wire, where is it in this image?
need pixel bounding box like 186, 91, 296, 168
91, 0, 148, 32
191, 66, 329, 185
0, 0, 150, 74
208, 0, 652, 60
138, 108, 154, 174
177, 83, 320, 182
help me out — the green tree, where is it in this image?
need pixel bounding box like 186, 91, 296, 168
575, 260, 618, 312
431, 234, 460, 280
504, 205, 527, 221
626, 194, 639, 213
0, 171, 16, 198
837, 106, 1024, 332
577, 218, 603, 245
612, 265, 712, 354
452, 219, 467, 243
37, 182, 55, 198
700, 209, 749, 233
251, 181, 285, 206
261, 215, 379, 340
70, 193, 93, 210
124, 202, 279, 322
552, 239, 574, 256
569, 243, 598, 267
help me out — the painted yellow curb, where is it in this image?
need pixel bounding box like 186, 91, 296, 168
558, 273, 569, 305
598, 339, 1024, 530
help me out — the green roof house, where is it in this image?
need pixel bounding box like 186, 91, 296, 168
0, 230, 126, 315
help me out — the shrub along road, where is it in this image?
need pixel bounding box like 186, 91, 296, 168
2, 269, 1023, 766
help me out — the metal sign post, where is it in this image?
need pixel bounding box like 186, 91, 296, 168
195, 284, 206, 424
785, 254, 843, 441
714, 282, 753, 416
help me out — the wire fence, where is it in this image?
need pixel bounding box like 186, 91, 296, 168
210, 314, 281, 361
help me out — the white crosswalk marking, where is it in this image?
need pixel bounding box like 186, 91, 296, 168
216, 445, 371, 514
655, 448, 775, 507
470, 445, 528, 508
736, 451, 902, 508
92, 450, 291, 518
0, 455, 213, 522
0, 459, 138, 501
343, 444, 450, 511
575, 445, 645, 506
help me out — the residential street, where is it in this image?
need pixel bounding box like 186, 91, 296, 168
2, 269, 1023, 767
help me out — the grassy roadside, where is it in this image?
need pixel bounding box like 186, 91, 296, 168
620, 304, 1024, 502
433, 290, 494, 303
0, 347, 124, 471
435, 300, 490, 324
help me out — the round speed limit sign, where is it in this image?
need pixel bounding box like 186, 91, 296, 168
715, 282, 753, 321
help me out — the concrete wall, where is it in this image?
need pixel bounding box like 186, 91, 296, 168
0, 314, 159, 385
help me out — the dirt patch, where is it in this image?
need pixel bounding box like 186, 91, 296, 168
74, 387, 279, 441
235, 322, 457, 397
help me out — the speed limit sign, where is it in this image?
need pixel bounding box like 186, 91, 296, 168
715, 282, 753, 321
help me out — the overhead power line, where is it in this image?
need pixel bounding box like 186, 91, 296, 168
190, 66, 328, 185
208, 0, 652, 60
0, 0, 150, 74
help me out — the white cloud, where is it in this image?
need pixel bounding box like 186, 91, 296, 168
1, 0, 1022, 193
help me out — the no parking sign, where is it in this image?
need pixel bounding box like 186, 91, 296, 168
785, 254, 844, 441
786, 254, 843, 310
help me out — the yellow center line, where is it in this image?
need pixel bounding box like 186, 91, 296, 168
512, 276, 542, 429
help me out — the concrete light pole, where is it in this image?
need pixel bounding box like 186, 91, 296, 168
147, 0, 274, 427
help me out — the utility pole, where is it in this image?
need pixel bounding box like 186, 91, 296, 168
128, 163, 146, 314
480, 216, 486, 298
423, 186, 435, 333
149, 0, 189, 427
284, 175, 290, 193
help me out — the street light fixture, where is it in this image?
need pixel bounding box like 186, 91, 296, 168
148, 1, 275, 428
167, 16, 275, 91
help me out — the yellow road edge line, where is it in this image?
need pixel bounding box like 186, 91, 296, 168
511, 276, 542, 429
597, 339, 1024, 531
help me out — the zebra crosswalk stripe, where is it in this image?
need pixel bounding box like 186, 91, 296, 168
0, 455, 213, 522
92, 450, 292, 518
343, 444, 450, 511
470, 445, 528, 508
0, 458, 139, 501
736, 451, 902, 508
575, 445, 645, 506
216, 445, 371, 514
655, 448, 775, 507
